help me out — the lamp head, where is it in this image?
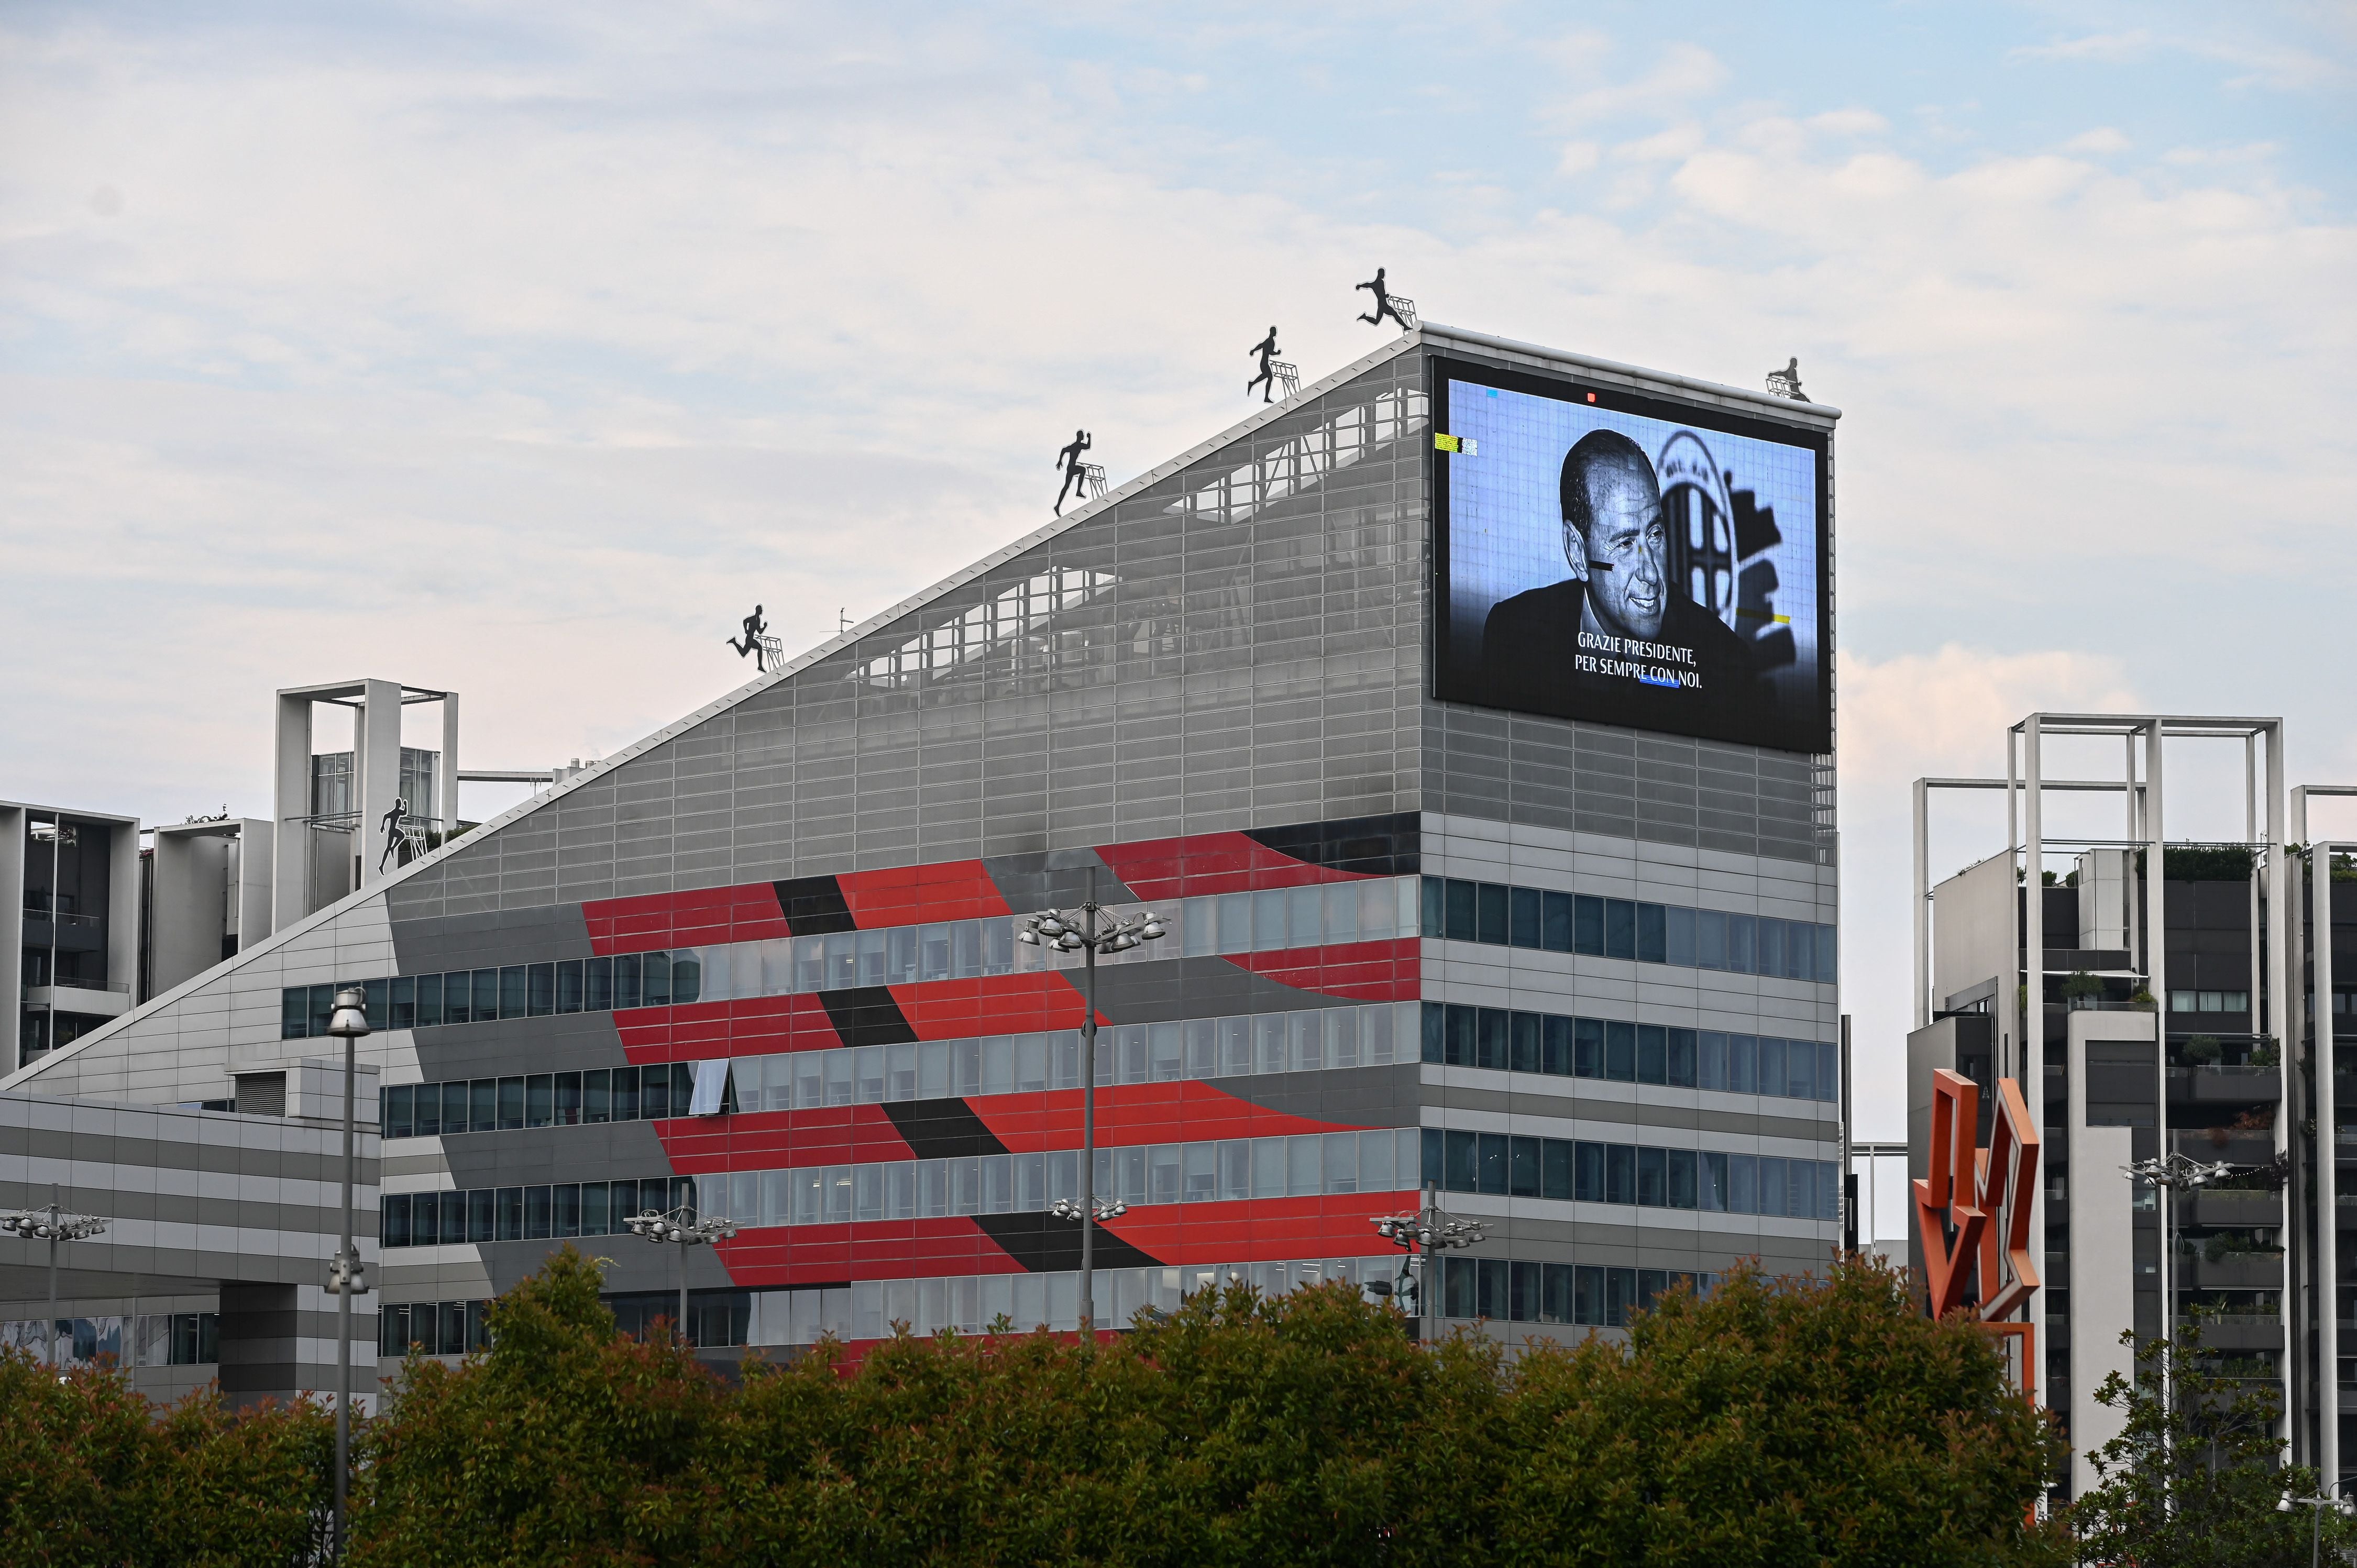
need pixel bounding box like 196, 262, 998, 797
325, 986, 371, 1039
1017, 928, 1041, 946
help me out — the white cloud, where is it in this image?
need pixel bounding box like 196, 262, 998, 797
1556, 139, 1600, 174
2062, 127, 2131, 154
1544, 41, 1729, 128
1837, 646, 2144, 794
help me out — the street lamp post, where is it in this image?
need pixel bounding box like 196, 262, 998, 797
2, 1186, 108, 1375
2277, 1482, 2355, 1568
1017, 875, 1163, 1332
323, 985, 374, 1560
1373, 1185, 1489, 1344
623, 1203, 737, 1346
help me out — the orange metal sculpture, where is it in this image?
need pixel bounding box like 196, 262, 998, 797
1914, 1068, 2042, 1323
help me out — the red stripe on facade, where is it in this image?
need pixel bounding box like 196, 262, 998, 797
582, 884, 791, 956
1097, 1190, 1420, 1262
1094, 830, 1371, 903
971, 1080, 1367, 1153
888, 971, 1091, 1041
652, 1104, 915, 1173
612, 993, 844, 1064
708, 1192, 1421, 1289
836, 860, 1010, 929
1222, 937, 1421, 1002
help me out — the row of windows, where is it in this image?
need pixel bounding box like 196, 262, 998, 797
1420, 877, 1836, 982
379, 1127, 1834, 1244
285, 867, 1834, 1043
1428, 1129, 1838, 1221
1434, 1256, 1700, 1329
379, 998, 1837, 1143
383, 1066, 702, 1139
2170, 990, 2252, 1014
0, 1312, 218, 1369
382, 1177, 691, 1247
380, 1299, 491, 1357
1420, 1004, 1838, 1103
285, 879, 1425, 1039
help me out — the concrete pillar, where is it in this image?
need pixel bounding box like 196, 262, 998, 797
356, 680, 402, 891
272, 693, 314, 933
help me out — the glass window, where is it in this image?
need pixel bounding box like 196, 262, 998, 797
1543, 1015, 1573, 1077
523, 1186, 552, 1241
1698, 910, 1727, 970
671, 1062, 695, 1114
582, 1182, 610, 1236
1726, 914, 1756, 975
1444, 880, 1477, 943
611, 1067, 640, 1122
1816, 925, 1838, 984
645, 951, 673, 1007
384, 1194, 411, 1247
1420, 877, 1445, 939
641, 1065, 669, 1120
1605, 1021, 1636, 1083
1820, 1042, 1841, 1105
1510, 1012, 1541, 1075
498, 966, 527, 1020
498, 1077, 525, 1131
1636, 1024, 1666, 1086
1287, 1134, 1321, 1197
1730, 1154, 1758, 1214
1759, 1158, 1788, 1218
1785, 1040, 1814, 1101
1574, 895, 1605, 956
1510, 1260, 1540, 1323
1251, 1138, 1286, 1199
1321, 881, 1360, 944
1508, 1135, 1540, 1198
1576, 1142, 1605, 1203
525, 1075, 553, 1128
1287, 885, 1323, 948
1604, 1144, 1634, 1206
1444, 1256, 1477, 1320
1786, 923, 1813, 982
1253, 889, 1288, 951
1356, 1128, 1391, 1192
1444, 1129, 1478, 1194
282, 988, 307, 1040
472, 969, 500, 1022
1477, 1132, 1508, 1196
1216, 892, 1252, 955
413, 1083, 442, 1138
1667, 1029, 1697, 1089
387, 1085, 413, 1141
1703, 1151, 1730, 1212
1759, 1038, 1788, 1099
1476, 1009, 1507, 1073
585, 957, 613, 1012
1443, 1004, 1474, 1067
1665, 906, 1695, 968
1667, 1149, 1698, 1210
556, 960, 583, 1014
365, 978, 390, 1028
309, 984, 336, 1037
1636, 903, 1666, 964
1728, 1036, 1757, 1095
1604, 900, 1636, 961
1758, 919, 1786, 982
1542, 1139, 1573, 1201
1636, 1147, 1667, 1207
1699, 1031, 1726, 1091
416, 973, 443, 1028
1475, 883, 1509, 946
1478, 1258, 1509, 1322
615, 953, 642, 1010
1574, 1017, 1604, 1079
390, 977, 415, 1031
1508, 887, 1541, 949
527, 963, 555, 1017
470, 1078, 497, 1132
1541, 890, 1574, 953
554, 1184, 581, 1238
554, 1071, 581, 1127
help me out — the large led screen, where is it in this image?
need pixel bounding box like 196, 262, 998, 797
1433, 359, 1831, 755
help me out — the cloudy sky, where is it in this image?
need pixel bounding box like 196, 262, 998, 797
5, 2, 2352, 1171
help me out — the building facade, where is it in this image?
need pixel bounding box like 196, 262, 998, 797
1910, 721, 2356, 1495
5, 800, 142, 1071
4, 325, 1843, 1376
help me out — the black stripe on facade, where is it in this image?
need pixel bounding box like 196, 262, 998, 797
1243, 811, 1420, 878
819, 986, 918, 1049
881, 1097, 1010, 1162
774, 875, 857, 936
972, 1212, 1164, 1274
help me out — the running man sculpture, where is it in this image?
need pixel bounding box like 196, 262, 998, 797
1766, 358, 1806, 401
377, 796, 409, 873
1053, 429, 1093, 515
1246, 326, 1281, 403
1356, 269, 1409, 330
728, 605, 772, 671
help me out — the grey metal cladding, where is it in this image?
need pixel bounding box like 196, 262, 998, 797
382, 351, 1428, 918
437, 1117, 674, 1190
408, 1008, 630, 1082
1089, 956, 1362, 1025
981, 849, 1140, 913
388, 902, 593, 974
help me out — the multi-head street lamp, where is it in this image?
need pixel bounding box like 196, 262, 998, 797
1372, 1188, 1490, 1344
624, 1204, 738, 1347
2, 1192, 108, 1376
1051, 1196, 1128, 1223
1017, 879, 1163, 1329
322, 985, 375, 1560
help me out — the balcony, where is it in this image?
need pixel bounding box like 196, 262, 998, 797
2189, 1189, 2283, 1227
2180, 1252, 2284, 1290
2167, 1066, 2282, 1107
24, 980, 130, 1019
2195, 1315, 2284, 1352
2173, 1131, 2276, 1167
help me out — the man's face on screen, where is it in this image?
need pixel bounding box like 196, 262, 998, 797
1569, 460, 1668, 640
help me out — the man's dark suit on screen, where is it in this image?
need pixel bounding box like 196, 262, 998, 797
1478, 577, 1759, 731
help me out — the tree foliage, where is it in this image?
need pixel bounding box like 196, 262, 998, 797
0, 1346, 332, 1567
2065, 1319, 2356, 1568
6, 1249, 2073, 1565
